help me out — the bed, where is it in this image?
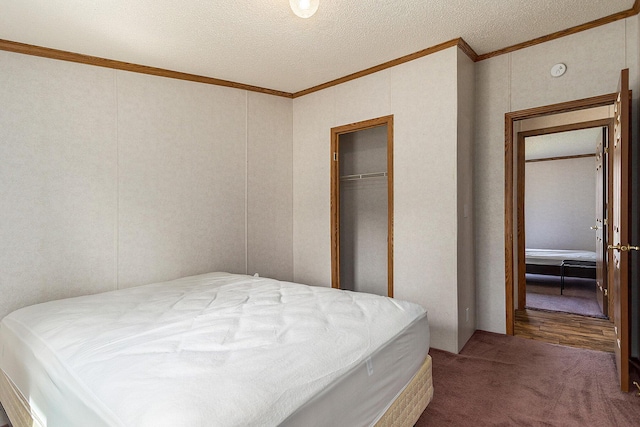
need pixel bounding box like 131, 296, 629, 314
0, 272, 432, 427
525, 249, 597, 294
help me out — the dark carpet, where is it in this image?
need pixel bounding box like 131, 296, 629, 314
525, 274, 605, 318
416, 331, 640, 427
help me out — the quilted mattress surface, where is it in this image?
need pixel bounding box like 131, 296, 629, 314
0, 272, 427, 427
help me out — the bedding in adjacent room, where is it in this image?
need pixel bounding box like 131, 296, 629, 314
525, 249, 597, 266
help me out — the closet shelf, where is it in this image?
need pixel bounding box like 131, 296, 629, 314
340, 172, 388, 181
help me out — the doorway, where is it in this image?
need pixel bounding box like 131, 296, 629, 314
519, 123, 612, 319
505, 69, 633, 391
513, 117, 615, 354
330, 115, 394, 297
505, 94, 616, 333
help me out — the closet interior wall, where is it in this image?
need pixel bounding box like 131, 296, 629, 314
339, 126, 388, 296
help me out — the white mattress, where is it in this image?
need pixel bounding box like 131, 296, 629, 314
0, 272, 429, 427
525, 249, 596, 266
281, 312, 429, 426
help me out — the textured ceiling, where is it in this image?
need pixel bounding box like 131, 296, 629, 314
0, 0, 634, 93
525, 128, 603, 160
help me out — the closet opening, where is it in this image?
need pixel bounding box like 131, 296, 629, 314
331, 115, 394, 297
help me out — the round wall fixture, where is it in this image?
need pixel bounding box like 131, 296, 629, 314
550, 63, 567, 77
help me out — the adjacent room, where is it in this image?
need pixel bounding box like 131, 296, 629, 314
524, 127, 604, 318
1, 1, 639, 426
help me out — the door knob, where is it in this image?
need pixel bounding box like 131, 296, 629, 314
608, 244, 640, 251
590, 226, 600, 230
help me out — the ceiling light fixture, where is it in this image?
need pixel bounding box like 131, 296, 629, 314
290, 0, 319, 18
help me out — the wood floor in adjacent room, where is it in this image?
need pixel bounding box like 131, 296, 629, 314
515, 308, 615, 353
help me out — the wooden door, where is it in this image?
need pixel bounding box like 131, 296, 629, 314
606, 124, 615, 317
609, 68, 631, 392
595, 129, 608, 316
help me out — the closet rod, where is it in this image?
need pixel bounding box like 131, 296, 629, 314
340, 172, 388, 181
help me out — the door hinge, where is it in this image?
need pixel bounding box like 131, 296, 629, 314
604, 288, 608, 297
604, 147, 609, 154
604, 218, 608, 226
333, 152, 338, 161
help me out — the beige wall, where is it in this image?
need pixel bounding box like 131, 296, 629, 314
247, 92, 294, 281
525, 157, 597, 252
116, 71, 248, 287
0, 51, 293, 323
457, 49, 476, 351
0, 52, 118, 320
293, 47, 475, 353
475, 15, 639, 333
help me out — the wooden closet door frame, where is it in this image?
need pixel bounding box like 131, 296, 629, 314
331, 115, 394, 297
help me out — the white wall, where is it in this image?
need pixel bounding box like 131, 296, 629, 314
525, 157, 597, 251
247, 92, 294, 281
0, 52, 118, 319
293, 47, 474, 353
475, 15, 639, 333
116, 71, 247, 287
457, 49, 476, 351
0, 51, 293, 323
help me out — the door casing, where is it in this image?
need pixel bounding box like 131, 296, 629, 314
504, 93, 617, 334
330, 115, 394, 297
515, 119, 613, 311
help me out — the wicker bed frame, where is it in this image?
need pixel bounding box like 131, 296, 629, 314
375, 354, 433, 426
0, 355, 433, 427
0, 370, 42, 427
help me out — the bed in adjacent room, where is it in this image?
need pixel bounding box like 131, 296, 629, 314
0, 272, 432, 427
525, 249, 597, 294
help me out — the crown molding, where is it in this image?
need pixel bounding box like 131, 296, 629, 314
292, 38, 476, 98
0, 39, 294, 98
476, 5, 638, 61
